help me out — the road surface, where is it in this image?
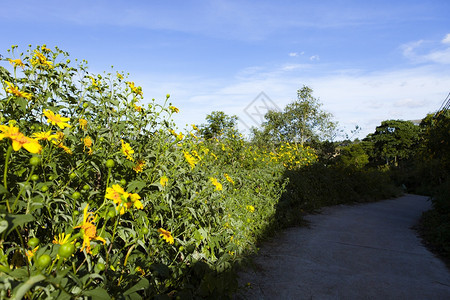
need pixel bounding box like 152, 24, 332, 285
235, 194, 450, 299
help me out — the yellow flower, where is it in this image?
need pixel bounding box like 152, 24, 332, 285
126, 81, 143, 97
82, 136, 93, 154
224, 173, 235, 185
160, 175, 168, 187
52, 140, 72, 154
117, 72, 124, 80
90, 76, 100, 87
8, 59, 24, 68
79, 118, 88, 130
158, 228, 174, 244
74, 204, 106, 254
0, 124, 42, 153
209, 177, 223, 191
169, 129, 184, 141
32, 130, 57, 141
41, 45, 51, 52
133, 160, 145, 173
31, 50, 53, 68
53, 233, 72, 245
169, 105, 179, 113
246, 205, 255, 213
105, 184, 128, 205
43, 109, 71, 129
105, 184, 143, 214
121, 139, 134, 161
4, 81, 32, 100
25, 246, 39, 262
192, 124, 199, 131
129, 193, 143, 210
134, 104, 143, 112
183, 151, 198, 169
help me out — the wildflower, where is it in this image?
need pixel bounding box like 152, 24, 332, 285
169, 129, 183, 141
82, 136, 93, 154
41, 45, 51, 52
53, 233, 72, 245
0, 123, 42, 153
224, 173, 235, 185
192, 124, 199, 131
90, 76, 100, 87
183, 151, 198, 169
169, 105, 179, 113
31, 50, 53, 68
4, 81, 32, 100
129, 193, 143, 209
133, 160, 145, 173
105, 184, 127, 202
158, 228, 174, 244
121, 139, 134, 161
25, 246, 39, 262
32, 130, 57, 141
191, 150, 201, 160
53, 142, 72, 154
105, 184, 143, 214
43, 109, 71, 129
79, 118, 88, 130
134, 104, 143, 112
8, 58, 24, 68
246, 205, 255, 213
117, 72, 123, 80
126, 81, 143, 97
160, 175, 168, 187
210, 177, 223, 191
74, 204, 106, 254
135, 266, 145, 276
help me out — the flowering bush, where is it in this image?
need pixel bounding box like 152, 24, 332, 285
0, 45, 302, 298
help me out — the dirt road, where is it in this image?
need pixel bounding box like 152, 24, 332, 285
235, 194, 450, 299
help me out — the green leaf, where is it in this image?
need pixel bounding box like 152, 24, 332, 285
83, 287, 110, 300
123, 277, 149, 297
127, 180, 147, 193
2, 214, 35, 237
12, 274, 46, 300
0, 184, 7, 195
0, 220, 8, 234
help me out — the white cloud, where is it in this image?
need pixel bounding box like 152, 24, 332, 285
135, 63, 449, 139
309, 55, 320, 61
442, 33, 450, 44
289, 52, 298, 57
402, 34, 450, 65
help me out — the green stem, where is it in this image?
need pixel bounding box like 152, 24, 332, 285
12, 166, 35, 212
3, 145, 13, 213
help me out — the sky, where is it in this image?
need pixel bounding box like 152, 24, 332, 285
1, 0, 449, 139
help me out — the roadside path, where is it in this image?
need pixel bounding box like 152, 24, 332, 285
235, 194, 450, 299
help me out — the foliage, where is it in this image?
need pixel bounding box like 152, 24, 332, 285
254, 85, 337, 146
364, 120, 420, 167
0, 45, 291, 299
335, 142, 369, 169
198, 111, 239, 141
279, 163, 401, 223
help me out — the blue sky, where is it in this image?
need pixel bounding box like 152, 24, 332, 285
1, 0, 449, 139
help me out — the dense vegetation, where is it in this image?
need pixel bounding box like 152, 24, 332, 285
0, 45, 447, 299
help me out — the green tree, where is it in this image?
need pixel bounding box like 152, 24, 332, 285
336, 143, 369, 169
256, 85, 337, 146
364, 120, 420, 166
199, 111, 239, 140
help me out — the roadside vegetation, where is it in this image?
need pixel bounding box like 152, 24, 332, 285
0, 45, 447, 299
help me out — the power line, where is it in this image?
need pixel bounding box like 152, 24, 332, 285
434, 92, 450, 118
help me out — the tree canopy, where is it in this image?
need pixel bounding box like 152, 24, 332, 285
254, 85, 337, 146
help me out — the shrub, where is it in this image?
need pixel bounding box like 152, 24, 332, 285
0, 45, 287, 299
